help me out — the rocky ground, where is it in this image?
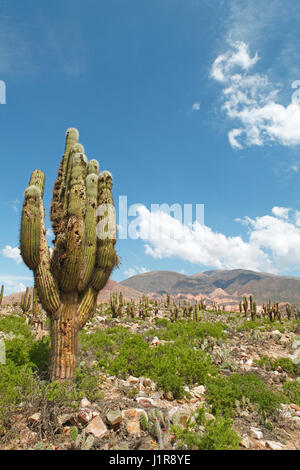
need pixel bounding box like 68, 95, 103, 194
0, 303, 299, 451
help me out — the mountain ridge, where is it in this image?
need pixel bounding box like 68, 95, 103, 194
120, 269, 300, 304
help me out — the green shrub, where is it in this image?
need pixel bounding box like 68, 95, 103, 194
0, 360, 38, 430
172, 407, 240, 450
80, 326, 216, 398
282, 380, 300, 405
257, 356, 300, 378
0, 316, 32, 339
206, 373, 284, 416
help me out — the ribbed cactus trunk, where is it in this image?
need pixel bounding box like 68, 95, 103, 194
20, 128, 118, 382
50, 293, 79, 380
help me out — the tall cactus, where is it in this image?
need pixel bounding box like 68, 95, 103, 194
20, 128, 118, 381
0, 285, 4, 306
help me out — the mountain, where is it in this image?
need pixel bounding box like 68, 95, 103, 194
2, 280, 143, 306
120, 269, 300, 304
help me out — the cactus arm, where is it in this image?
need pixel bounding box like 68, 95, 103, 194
20, 170, 45, 270
78, 162, 99, 293
77, 287, 98, 328
21, 170, 61, 315
60, 147, 87, 292
90, 171, 118, 291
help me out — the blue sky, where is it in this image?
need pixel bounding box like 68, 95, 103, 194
2, 0, 300, 293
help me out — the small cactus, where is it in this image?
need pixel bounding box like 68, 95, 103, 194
70, 426, 94, 450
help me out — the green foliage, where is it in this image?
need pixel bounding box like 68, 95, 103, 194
172, 407, 240, 450
0, 315, 32, 339
147, 320, 226, 342
257, 356, 300, 378
282, 380, 300, 405
80, 325, 216, 398
0, 360, 38, 430
206, 373, 284, 417
29, 337, 50, 371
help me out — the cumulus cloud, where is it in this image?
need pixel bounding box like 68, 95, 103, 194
211, 40, 300, 149
131, 205, 300, 274
124, 266, 150, 278
1, 245, 22, 264
0, 275, 32, 295
192, 102, 200, 111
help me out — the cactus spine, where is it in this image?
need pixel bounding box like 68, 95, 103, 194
20, 128, 118, 381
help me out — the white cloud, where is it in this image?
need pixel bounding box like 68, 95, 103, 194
0, 275, 32, 295
211, 40, 259, 83
211, 40, 300, 149
271, 207, 290, 219
124, 266, 150, 278
132, 205, 300, 274
192, 102, 200, 111
46, 228, 54, 238
1, 245, 22, 264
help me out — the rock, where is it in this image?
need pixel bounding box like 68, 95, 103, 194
164, 391, 174, 401
122, 408, 148, 421
127, 375, 140, 384
106, 409, 122, 427
204, 413, 215, 422
291, 404, 300, 411
250, 427, 263, 440
80, 398, 91, 408
96, 316, 105, 323
136, 397, 154, 407
57, 413, 74, 426
292, 340, 300, 350
266, 440, 284, 450
126, 419, 141, 436
122, 408, 145, 437
241, 435, 265, 450
151, 336, 160, 345
85, 416, 109, 439
143, 378, 152, 387
192, 385, 205, 397
28, 413, 41, 424
78, 408, 93, 425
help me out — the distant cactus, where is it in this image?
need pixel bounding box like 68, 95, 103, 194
32, 287, 39, 319
251, 300, 257, 321
20, 128, 118, 381
20, 287, 31, 315
242, 296, 248, 316
110, 292, 123, 318
0, 285, 4, 306
193, 302, 200, 322
286, 303, 292, 320
127, 299, 136, 318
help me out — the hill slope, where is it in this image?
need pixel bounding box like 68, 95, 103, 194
2, 280, 143, 306
120, 269, 300, 303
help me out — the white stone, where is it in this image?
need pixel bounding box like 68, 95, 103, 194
250, 427, 263, 440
